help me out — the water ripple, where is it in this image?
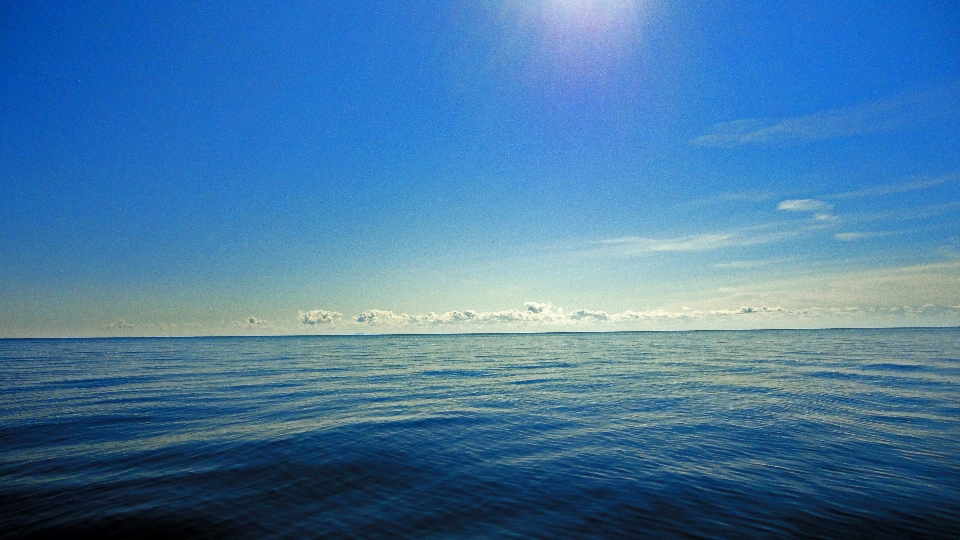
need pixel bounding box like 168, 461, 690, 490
1, 330, 959, 538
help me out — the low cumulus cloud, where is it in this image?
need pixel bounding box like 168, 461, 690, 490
298, 310, 342, 325
107, 318, 135, 330
569, 309, 610, 321
350, 302, 567, 327
297, 302, 863, 330
523, 301, 564, 318
296, 262, 960, 332
235, 316, 270, 327
356, 309, 408, 325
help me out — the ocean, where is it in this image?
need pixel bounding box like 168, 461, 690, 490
1, 329, 959, 539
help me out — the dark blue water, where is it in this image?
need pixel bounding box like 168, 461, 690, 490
2, 330, 959, 539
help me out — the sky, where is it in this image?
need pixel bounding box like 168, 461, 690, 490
1, 0, 959, 336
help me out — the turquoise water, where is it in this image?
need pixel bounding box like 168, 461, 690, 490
2, 329, 959, 538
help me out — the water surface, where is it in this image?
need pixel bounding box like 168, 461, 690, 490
2, 329, 959, 538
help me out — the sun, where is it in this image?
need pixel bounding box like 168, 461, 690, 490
539, 0, 641, 28
503, 0, 649, 73
535, 0, 643, 38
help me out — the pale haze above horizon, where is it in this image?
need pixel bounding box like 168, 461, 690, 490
2, 1, 959, 337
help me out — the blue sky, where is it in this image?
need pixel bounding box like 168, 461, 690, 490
2, 0, 959, 336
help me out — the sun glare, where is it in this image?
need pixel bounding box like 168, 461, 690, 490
503, 0, 648, 74
539, 0, 641, 30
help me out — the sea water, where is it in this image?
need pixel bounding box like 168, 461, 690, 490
1, 329, 959, 539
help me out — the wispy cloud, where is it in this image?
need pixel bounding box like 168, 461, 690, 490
583, 219, 831, 258
598, 233, 738, 253
609, 306, 789, 321
834, 231, 894, 242
701, 261, 960, 312
834, 232, 868, 242
776, 198, 838, 223
762, 173, 958, 231
842, 200, 960, 225
690, 85, 960, 147
777, 199, 833, 212
683, 190, 779, 207
830, 173, 959, 199
683, 172, 956, 214
711, 258, 792, 269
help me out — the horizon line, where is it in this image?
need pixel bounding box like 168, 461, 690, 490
3, 325, 958, 340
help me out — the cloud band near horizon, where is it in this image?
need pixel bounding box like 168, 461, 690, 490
294, 302, 960, 330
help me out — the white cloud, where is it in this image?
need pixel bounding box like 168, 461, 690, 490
777, 199, 833, 212
298, 310, 342, 325
523, 301, 564, 318
356, 309, 408, 325
569, 309, 610, 321
107, 318, 135, 330
690, 85, 960, 147
293, 300, 960, 331
235, 316, 271, 327
524, 302, 548, 314
475, 310, 528, 323
351, 302, 567, 327
316, 303, 846, 329
682, 173, 956, 215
